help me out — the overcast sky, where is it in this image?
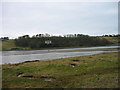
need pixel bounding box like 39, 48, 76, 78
1, 1, 118, 38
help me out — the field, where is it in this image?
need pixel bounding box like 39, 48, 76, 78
1, 40, 30, 51
2, 52, 119, 88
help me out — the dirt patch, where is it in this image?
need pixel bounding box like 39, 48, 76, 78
22, 75, 34, 79
70, 63, 77, 67
17, 72, 24, 77
40, 76, 56, 81
72, 59, 80, 62
22, 60, 40, 63
17, 73, 34, 79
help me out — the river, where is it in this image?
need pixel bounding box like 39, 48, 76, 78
1, 46, 119, 64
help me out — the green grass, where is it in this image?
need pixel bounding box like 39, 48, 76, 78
2, 52, 119, 88
1, 40, 30, 51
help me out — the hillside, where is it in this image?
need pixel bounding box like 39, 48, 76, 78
99, 37, 119, 45
14, 35, 112, 49
1, 40, 30, 51
1, 36, 119, 51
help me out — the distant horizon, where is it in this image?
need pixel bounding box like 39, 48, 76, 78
1, 33, 119, 39
1, 32, 119, 39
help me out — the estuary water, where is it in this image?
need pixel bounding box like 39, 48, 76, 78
1, 46, 119, 64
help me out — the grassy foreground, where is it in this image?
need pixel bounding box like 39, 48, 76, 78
2, 52, 119, 88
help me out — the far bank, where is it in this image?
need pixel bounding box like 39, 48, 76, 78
1, 36, 119, 51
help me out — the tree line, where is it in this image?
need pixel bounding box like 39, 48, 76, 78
101, 34, 120, 37
14, 34, 112, 49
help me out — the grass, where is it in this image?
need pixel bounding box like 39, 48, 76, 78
1, 40, 30, 51
100, 37, 119, 45
2, 52, 119, 88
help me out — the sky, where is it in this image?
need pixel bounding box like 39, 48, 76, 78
0, 0, 118, 39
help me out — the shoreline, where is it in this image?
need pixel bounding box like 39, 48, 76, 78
2, 50, 118, 65
1, 47, 119, 65
1, 44, 118, 51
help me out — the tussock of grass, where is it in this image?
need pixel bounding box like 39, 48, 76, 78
2, 52, 119, 88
